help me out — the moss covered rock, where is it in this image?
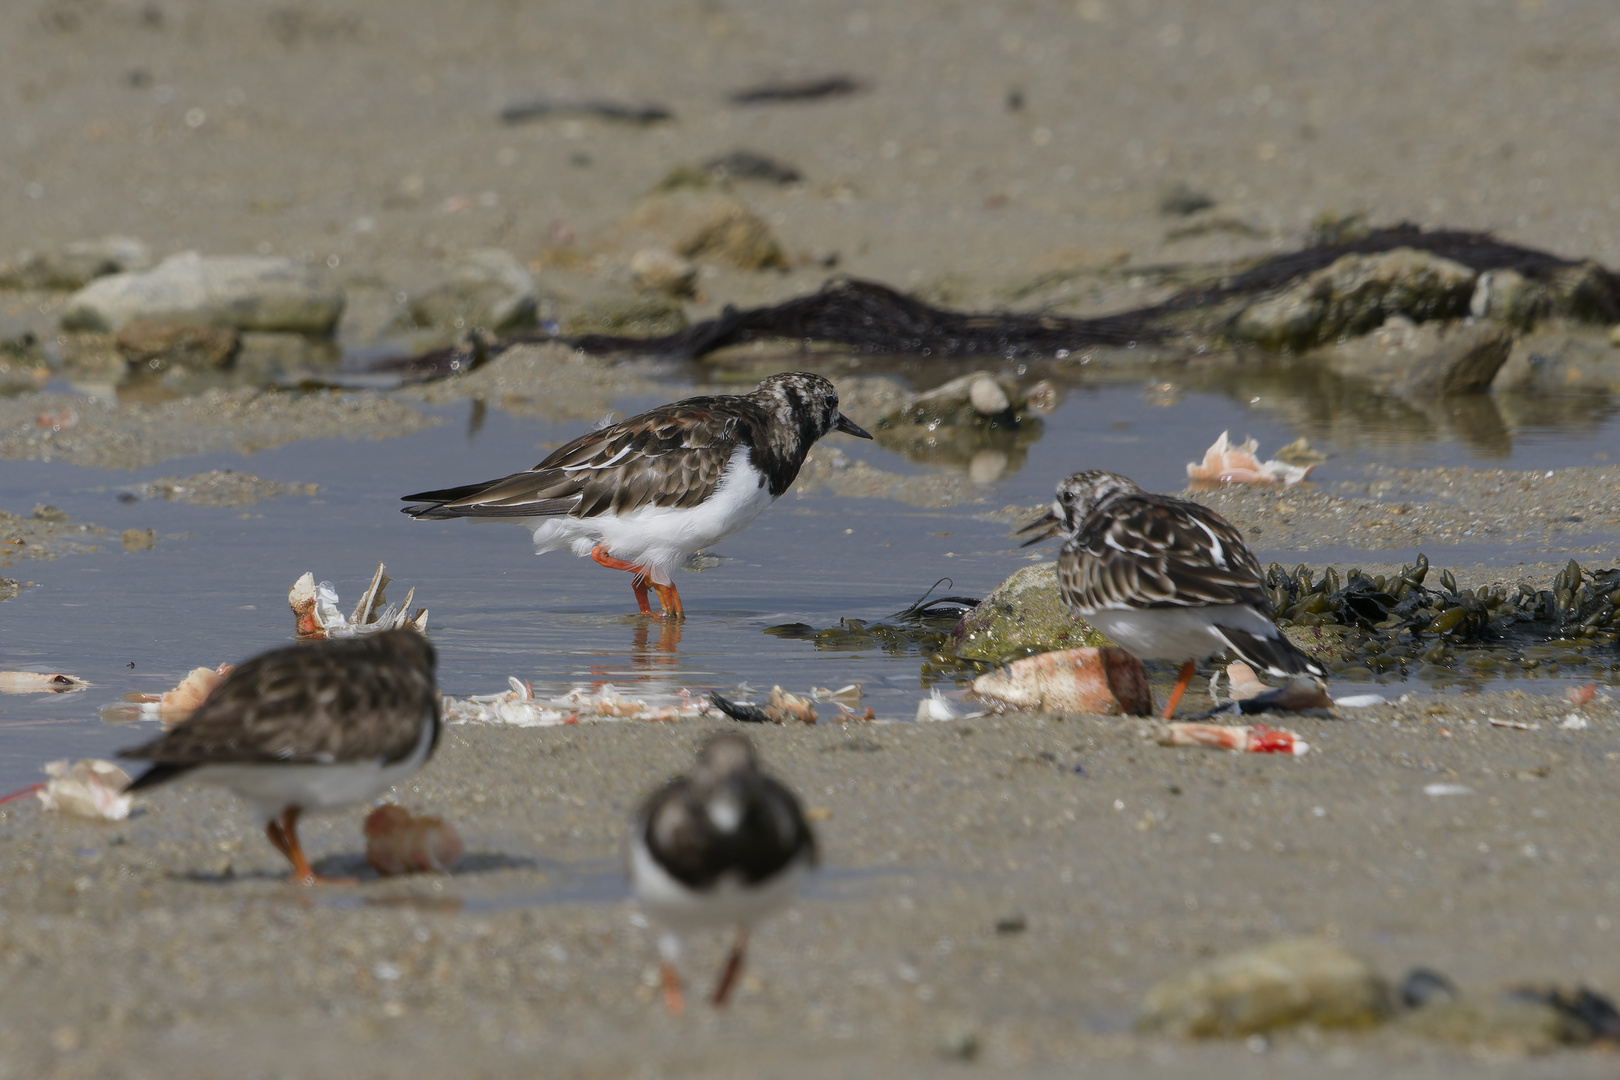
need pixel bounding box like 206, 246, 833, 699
950, 563, 1109, 663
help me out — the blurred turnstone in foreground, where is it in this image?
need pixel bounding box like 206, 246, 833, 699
120, 630, 440, 885
401, 372, 871, 618
628, 733, 817, 1014
1020, 470, 1324, 718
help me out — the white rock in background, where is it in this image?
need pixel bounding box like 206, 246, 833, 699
0, 235, 151, 291
60, 252, 345, 335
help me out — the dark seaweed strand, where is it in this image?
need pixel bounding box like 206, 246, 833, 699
367, 228, 1619, 373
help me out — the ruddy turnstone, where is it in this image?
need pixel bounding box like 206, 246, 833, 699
1019, 470, 1324, 718
401, 371, 871, 617
627, 732, 817, 1014
119, 630, 440, 885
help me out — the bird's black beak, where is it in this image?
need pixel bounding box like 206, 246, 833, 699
1015, 511, 1063, 547
834, 413, 873, 439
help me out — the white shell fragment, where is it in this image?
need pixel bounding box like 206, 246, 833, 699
37, 759, 133, 821
1423, 783, 1474, 797
0, 671, 89, 694
915, 690, 980, 722
443, 680, 716, 727
1186, 431, 1316, 488
1333, 694, 1386, 709
289, 563, 428, 640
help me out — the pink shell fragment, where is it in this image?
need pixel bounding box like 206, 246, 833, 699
1159, 722, 1310, 756
364, 805, 464, 875
1186, 431, 1315, 489
972, 646, 1154, 715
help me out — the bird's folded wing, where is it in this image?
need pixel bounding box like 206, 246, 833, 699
1064, 497, 1272, 611
408, 405, 747, 519
121, 647, 437, 766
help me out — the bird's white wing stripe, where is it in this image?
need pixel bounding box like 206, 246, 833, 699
1193, 517, 1227, 568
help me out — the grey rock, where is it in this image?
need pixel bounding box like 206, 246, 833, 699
115, 319, 240, 374
1320, 317, 1513, 396
606, 191, 786, 271
1156, 181, 1215, 217
0, 236, 151, 292
1399, 997, 1589, 1055
1545, 260, 1620, 323
1137, 938, 1395, 1038
950, 563, 1110, 664
60, 253, 344, 335
872, 373, 1043, 473
628, 247, 698, 298
409, 249, 541, 333
233, 332, 342, 384
1233, 247, 1477, 352
1469, 268, 1550, 330
1493, 322, 1620, 394
562, 295, 688, 338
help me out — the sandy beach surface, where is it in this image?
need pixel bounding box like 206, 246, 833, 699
3, 1, 1620, 1076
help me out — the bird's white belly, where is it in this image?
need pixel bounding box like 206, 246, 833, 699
627, 834, 810, 933
189, 711, 435, 822
1086, 606, 1240, 662
523, 447, 775, 584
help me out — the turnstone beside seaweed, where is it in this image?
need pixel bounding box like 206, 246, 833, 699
119, 630, 440, 885
628, 732, 817, 1014
401, 372, 871, 617
1019, 470, 1324, 718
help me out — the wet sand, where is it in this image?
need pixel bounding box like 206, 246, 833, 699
4, 0, 1620, 1075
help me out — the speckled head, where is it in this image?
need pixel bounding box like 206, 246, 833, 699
1018, 469, 1145, 545
747, 372, 871, 453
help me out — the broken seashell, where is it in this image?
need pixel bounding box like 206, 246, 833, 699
364, 804, 464, 875
289, 563, 428, 640
36, 759, 134, 820
916, 690, 968, 721
445, 679, 713, 726
1157, 723, 1309, 756
970, 647, 1153, 715
767, 685, 817, 724
101, 662, 234, 726
1565, 682, 1597, 707
810, 684, 863, 705
0, 671, 88, 694
1186, 430, 1316, 488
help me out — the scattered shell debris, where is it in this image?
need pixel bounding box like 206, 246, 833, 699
0, 671, 88, 694
1186, 431, 1316, 489
1156, 722, 1310, 756
970, 647, 1153, 716
36, 759, 134, 821
101, 662, 233, 726
364, 804, 464, 876
444, 679, 715, 726
710, 686, 825, 724
914, 690, 983, 722
289, 563, 427, 640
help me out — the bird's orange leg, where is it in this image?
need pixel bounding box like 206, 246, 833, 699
710, 927, 749, 1008
660, 961, 686, 1015
590, 545, 653, 615
269, 808, 353, 886
1160, 660, 1198, 719
649, 581, 684, 619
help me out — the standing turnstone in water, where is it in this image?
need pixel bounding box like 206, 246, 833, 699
400, 372, 871, 618
627, 732, 817, 1014
119, 630, 440, 885
1019, 470, 1324, 718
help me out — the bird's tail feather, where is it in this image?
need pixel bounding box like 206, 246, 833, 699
1213, 624, 1325, 678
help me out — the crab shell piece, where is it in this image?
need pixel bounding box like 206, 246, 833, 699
363, 805, 464, 875
971, 646, 1153, 716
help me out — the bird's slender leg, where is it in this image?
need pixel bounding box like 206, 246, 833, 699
658, 932, 685, 1015
710, 927, 749, 1008
1160, 660, 1198, 719
649, 581, 685, 619
272, 808, 354, 886
590, 544, 653, 616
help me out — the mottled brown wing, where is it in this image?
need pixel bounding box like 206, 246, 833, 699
415, 400, 754, 519
121, 633, 439, 766
1058, 494, 1273, 613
